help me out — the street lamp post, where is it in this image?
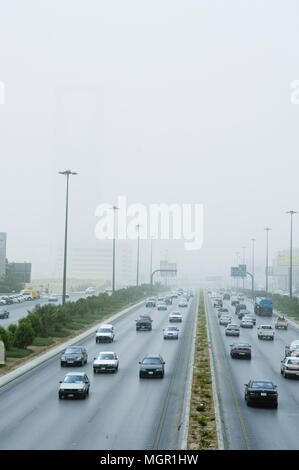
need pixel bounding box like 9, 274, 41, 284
251, 238, 256, 299
111, 206, 119, 294
286, 211, 297, 298
59, 170, 77, 305
136, 224, 141, 287
265, 227, 271, 294
242, 246, 246, 289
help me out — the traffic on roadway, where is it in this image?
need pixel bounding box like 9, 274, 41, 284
0, 289, 197, 450
206, 289, 299, 450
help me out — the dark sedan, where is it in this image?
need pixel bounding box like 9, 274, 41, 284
0, 308, 9, 319
139, 355, 165, 378
230, 342, 251, 359
244, 380, 278, 408
60, 346, 88, 366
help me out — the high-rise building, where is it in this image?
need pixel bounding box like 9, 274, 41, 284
0, 233, 7, 278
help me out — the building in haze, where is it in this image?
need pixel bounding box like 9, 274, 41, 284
0, 233, 6, 278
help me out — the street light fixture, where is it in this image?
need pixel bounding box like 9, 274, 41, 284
286, 211, 297, 298
59, 170, 78, 305
265, 227, 271, 294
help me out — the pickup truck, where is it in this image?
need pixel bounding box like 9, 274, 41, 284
257, 324, 275, 340
274, 316, 288, 330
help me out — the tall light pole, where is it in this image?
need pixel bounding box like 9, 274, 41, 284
265, 227, 271, 294
286, 210, 297, 298
149, 237, 153, 285
59, 170, 77, 305
242, 246, 246, 289
111, 205, 119, 293
235, 251, 240, 290
251, 238, 256, 297
136, 224, 141, 287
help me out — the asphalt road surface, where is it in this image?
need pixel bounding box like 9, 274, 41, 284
0, 294, 198, 450
205, 291, 299, 450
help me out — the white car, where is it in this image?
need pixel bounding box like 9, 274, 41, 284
178, 299, 188, 307
169, 311, 183, 322
93, 351, 119, 373
257, 324, 275, 340
95, 324, 115, 343
163, 326, 179, 339
281, 356, 299, 378
240, 316, 254, 328
219, 314, 232, 326
58, 372, 90, 399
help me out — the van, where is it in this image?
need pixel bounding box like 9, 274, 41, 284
21, 289, 38, 299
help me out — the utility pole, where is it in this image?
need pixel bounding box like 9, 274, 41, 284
136, 224, 141, 287
112, 205, 119, 293
265, 227, 271, 294
59, 170, 77, 305
286, 211, 297, 298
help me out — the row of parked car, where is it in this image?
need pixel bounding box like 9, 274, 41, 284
58, 289, 193, 399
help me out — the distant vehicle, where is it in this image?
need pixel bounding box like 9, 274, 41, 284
48, 296, 58, 303
257, 324, 275, 340
169, 311, 182, 322
230, 342, 252, 359
281, 356, 299, 378
275, 316, 288, 330
254, 297, 273, 316
58, 372, 90, 399
85, 287, 96, 296
225, 324, 240, 336
165, 296, 173, 305
95, 324, 115, 342
178, 299, 188, 308
145, 298, 156, 308
237, 295, 245, 302
219, 314, 232, 326
217, 307, 229, 318
1, 296, 12, 305
243, 312, 256, 325
93, 351, 119, 373
21, 289, 38, 299
235, 304, 247, 316
231, 297, 239, 306
213, 298, 223, 308
0, 297, 7, 305
157, 296, 165, 302
223, 293, 230, 300
244, 380, 278, 408
240, 317, 254, 328
163, 326, 179, 339
135, 315, 152, 331
285, 340, 299, 356
0, 308, 9, 319
60, 346, 88, 367
157, 302, 167, 311
237, 309, 250, 320
139, 355, 165, 378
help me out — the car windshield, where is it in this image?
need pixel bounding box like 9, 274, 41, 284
251, 381, 274, 389
98, 328, 112, 333
235, 343, 250, 348
98, 353, 114, 360
65, 348, 82, 354
261, 326, 272, 329
64, 375, 85, 383
0, 308, 5, 313
166, 327, 178, 331
142, 357, 162, 364
228, 325, 239, 329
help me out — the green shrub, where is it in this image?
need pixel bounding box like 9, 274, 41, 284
14, 320, 35, 349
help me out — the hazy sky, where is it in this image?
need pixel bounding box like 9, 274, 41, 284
0, 0, 299, 283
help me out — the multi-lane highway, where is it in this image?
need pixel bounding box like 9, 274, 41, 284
0, 293, 198, 450
206, 291, 299, 450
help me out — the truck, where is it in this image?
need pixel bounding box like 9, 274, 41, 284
21, 289, 38, 299
257, 324, 275, 340
274, 316, 288, 330
254, 297, 273, 316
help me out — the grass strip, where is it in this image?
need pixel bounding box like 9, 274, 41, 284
187, 289, 218, 450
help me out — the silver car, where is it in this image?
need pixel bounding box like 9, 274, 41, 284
169, 311, 182, 322
281, 356, 299, 378
93, 351, 119, 373
219, 314, 232, 326
225, 324, 240, 336
58, 372, 90, 399
163, 326, 179, 339
240, 316, 254, 328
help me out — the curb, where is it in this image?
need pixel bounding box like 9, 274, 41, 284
0, 299, 145, 390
